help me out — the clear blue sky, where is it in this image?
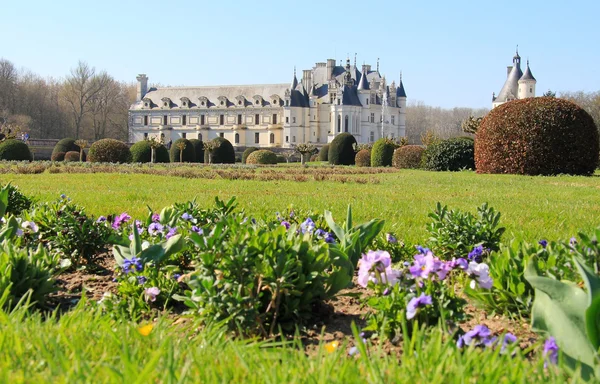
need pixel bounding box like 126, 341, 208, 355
2, 0, 599, 108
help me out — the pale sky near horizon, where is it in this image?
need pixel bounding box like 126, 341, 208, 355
2, 0, 598, 109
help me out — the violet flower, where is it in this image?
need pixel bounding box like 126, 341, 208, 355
406, 293, 432, 320
123, 257, 143, 274
538, 239, 548, 248
460, 325, 492, 347
543, 337, 559, 367
467, 262, 493, 289
281, 221, 291, 229
300, 218, 316, 234
468, 245, 484, 263
144, 287, 160, 302
181, 212, 193, 221
386, 233, 398, 244
148, 222, 164, 236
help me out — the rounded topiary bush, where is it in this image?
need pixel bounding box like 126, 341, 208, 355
51, 152, 66, 161
130, 140, 170, 163
246, 149, 278, 165
328, 133, 357, 165
189, 139, 204, 163
393, 145, 425, 169
64, 151, 81, 162
423, 137, 475, 171
0, 139, 32, 161
169, 138, 195, 163
276, 155, 286, 163
204, 137, 235, 164
355, 149, 371, 167
318, 145, 329, 161
52, 138, 79, 157
371, 138, 396, 167
242, 147, 258, 164
476, 97, 600, 175
88, 139, 132, 163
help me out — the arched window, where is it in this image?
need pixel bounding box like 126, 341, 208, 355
270, 133, 275, 144
235, 133, 240, 144
337, 115, 341, 133
344, 115, 349, 132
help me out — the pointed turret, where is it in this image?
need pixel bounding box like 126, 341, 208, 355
520, 60, 536, 81
291, 67, 298, 90
357, 66, 370, 90
396, 73, 407, 98
518, 60, 536, 99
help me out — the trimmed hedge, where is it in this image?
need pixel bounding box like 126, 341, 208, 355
393, 145, 425, 169
64, 151, 81, 162
130, 140, 170, 163
476, 97, 600, 175
328, 133, 357, 165
355, 149, 371, 167
51, 152, 66, 161
371, 138, 396, 167
189, 139, 204, 163
0, 140, 32, 161
204, 137, 235, 164
423, 137, 474, 171
242, 147, 259, 164
246, 150, 278, 165
88, 139, 132, 163
170, 138, 195, 163
318, 145, 329, 161
52, 138, 78, 157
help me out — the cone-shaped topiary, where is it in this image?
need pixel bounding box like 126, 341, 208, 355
355, 149, 371, 167
371, 138, 397, 167
476, 97, 599, 175
51, 152, 66, 161
130, 140, 170, 163
423, 137, 474, 171
392, 145, 425, 169
0, 139, 32, 161
52, 138, 86, 161
246, 149, 278, 165
189, 139, 204, 163
64, 151, 81, 162
204, 137, 235, 164
328, 133, 357, 165
88, 139, 132, 163
318, 144, 329, 161
242, 147, 258, 164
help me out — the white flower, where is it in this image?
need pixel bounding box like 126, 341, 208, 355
141, 241, 150, 250
21, 221, 39, 233
467, 262, 493, 289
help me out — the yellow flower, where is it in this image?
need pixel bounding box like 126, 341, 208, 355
324, 341, 339, 353
138, 324, 154, 336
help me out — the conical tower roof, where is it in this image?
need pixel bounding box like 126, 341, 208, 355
396, 80, 407, 98
519, 60, 536, 82
357, 70, 369, 90
291, 67, 298, 90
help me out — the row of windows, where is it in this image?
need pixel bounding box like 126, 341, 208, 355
143, 114, 278, 126
143, 132, 275, 144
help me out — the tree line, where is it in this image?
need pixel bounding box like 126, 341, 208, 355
0, 59, 134, 141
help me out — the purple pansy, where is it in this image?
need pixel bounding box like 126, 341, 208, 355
467, 262, 493, 289
148, 222, 164, 236
123, 257, 143, 274
460, 325, 492, 347
281, 221, 291, 229
386, 233, 398, 244
151, 213, 160, 222
165, 226, 178, 239
406, 293, 433, 320
181, 212, 193, 221
543, 337, 559, 367
300, 218, 316, 234
191, 226, 203, 234
144, 287, 160, 302
357, 250, 400, 287
112, 213, 131, 229
538, 239, 548, 248
468, 245, 484, 262
96, 216, 107, 223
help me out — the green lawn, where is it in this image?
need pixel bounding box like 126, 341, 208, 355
2, 167, 599, 244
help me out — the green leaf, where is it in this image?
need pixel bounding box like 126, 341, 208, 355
586, 296, 600, 351
324, 210, 345, 242
112, 245, 131, 266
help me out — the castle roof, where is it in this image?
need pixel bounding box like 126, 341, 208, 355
341, 85, 363, 106
396, 80, 407, 98
495, 64, 523, 103
357, 70, 369, 90
519, 61, 536, 82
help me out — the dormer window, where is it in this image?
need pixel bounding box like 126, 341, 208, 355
142, 97, 152, 109
235, 95, 246, 107
252, 95, 263, 107
161, 97, 172, 109
270, 94, 281, 106
180, 97, 191, 108
198, 96, 209, 108
217, 96, 229, 108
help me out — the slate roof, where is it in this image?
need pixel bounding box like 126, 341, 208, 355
396, 80, 407, 97
520, 62, 536, 81
495, 64, 523, 102
341, 85, 363, 106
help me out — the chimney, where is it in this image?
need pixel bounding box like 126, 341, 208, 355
506, 66, 513, 78
302, 69, 312, 92
326, 59, 336, 80
136, 74, 148, 101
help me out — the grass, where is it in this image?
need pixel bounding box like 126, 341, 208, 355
0, 301, 571, 383
1, 166, 599, 245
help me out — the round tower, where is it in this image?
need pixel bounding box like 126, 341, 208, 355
396, 74, 407, 138
518, 60, 536, 99
357, 65, 370, 106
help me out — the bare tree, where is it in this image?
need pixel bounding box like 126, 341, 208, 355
62, 61, 108, 138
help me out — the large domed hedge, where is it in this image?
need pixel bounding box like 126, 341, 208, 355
189, 139, 204, 163
242, 147, 258, 164
88, 139, 132, 163
318, 145, 329, 161
204, 137, 235, 164
476, 97, 599, 175
328, 133, 357, 165
64, 151, 81, 162
392, 145, 425, 169
52, 138, 86, 161
246, 149, 278, 165
130, 140, 170, 163
423, 137, 474, 171
0, 139, 32, 161
170, 138, 195, 163
371, 138, 396, 167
